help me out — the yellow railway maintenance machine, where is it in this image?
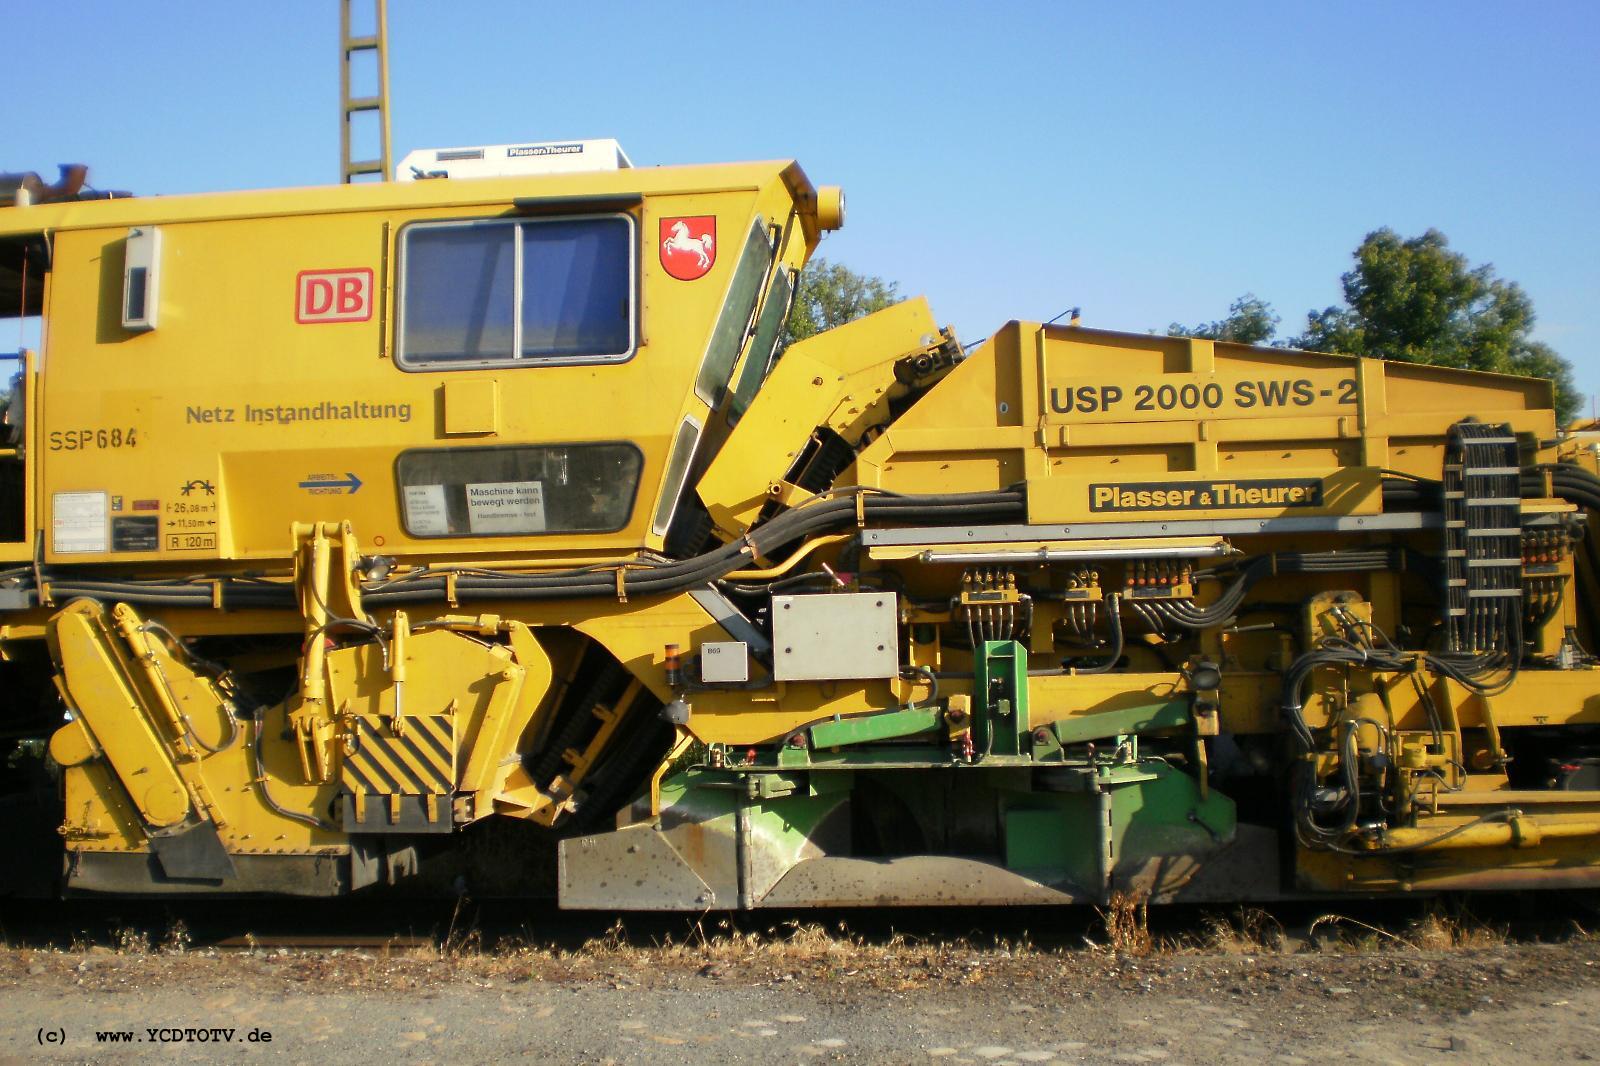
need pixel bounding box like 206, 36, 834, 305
2, 143, 1599, 907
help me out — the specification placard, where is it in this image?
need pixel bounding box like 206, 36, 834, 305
403, 484, 450, 536
52, 491, 109, 554
465, 481, 546, 534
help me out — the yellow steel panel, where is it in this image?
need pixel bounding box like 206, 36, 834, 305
48, 604, 191, 828
697, 298, 938, 537
443, 378, 499, 436
47, 718, 98, 768
458, 623, 550, 798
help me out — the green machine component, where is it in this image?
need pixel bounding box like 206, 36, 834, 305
1051, 700, 1191, 745
976, 640, 1030, 757
807, 706, 942, 749
560, 768, 855, 910
561, 660, 1239, 907
1001, 744, 1236, 898
562, 750, 1238, 907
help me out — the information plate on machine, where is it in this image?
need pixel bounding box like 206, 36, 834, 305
772, 592, 899, 682
1027, 467, 1382, 524
403, 485, 450, 535
52, 491, 109, 554
1089, 477, 1323, 513
1044, 369, 1359, 424
465, 481, 546, 534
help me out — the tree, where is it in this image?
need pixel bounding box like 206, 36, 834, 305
781, 258, 900, 352
1293, 228, 1578, 423
1169, 293, 1280, 344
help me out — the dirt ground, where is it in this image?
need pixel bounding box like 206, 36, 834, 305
2, 915, 1600, 1066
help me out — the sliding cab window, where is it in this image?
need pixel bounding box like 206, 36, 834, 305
397, 215, 635, 369
397, 443, 643, 538
729, 265, 796, 422
693, 220, 775, 405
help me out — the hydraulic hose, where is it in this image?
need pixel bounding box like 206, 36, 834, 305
1150, 550, 1406, 631
28, 487, 1027, 610
361, 488, 1025, 605
1385, 464, 1600, 515
1074, 593, 1123, 673
46, 463, 1588, 614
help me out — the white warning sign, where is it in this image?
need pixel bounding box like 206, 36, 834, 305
403, 484, 450, 536
465, 481, 546, 534
53, 491, 109, 554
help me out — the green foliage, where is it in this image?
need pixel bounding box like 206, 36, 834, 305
1169, 293, 1280, 345
1292, 228, 1578, 423
781, 258, 900, 352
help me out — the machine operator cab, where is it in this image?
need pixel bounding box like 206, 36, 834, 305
0, 141, 845, 570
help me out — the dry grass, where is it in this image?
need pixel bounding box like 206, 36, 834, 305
160, 919, 192, 955
1191, 907, 1287, 954
1093, 900, 1290, 957
7, 899, 1599, 1014
114, 926, 151, 955
9, 890, 1577, 984
1405, 904, 1509, 951
384, 912, 1043, 990
1300, 902, 1510, 952
1095, 893, 1153, 956
564, 917, 1012, 968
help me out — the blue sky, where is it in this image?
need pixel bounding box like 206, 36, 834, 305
8, 1, 1598, 408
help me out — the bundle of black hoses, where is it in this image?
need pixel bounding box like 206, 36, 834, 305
1283, 641, 1419, 851
1074, 592, 1123, 673
1282, 616, 1522, 748
38, 576, 296, 610
1281, 610, 1523, 850
1382, 462, 1600, 514
36, 487, 1027, 609
1145, 548, 1409, 630
1523, 463, 1600, 512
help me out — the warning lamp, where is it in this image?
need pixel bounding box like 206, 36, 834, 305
816, 186, 846, 231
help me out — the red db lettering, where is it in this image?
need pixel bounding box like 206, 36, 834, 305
336, 277, 364, 314
306, 279, 334, 315
296, 269, 373, 323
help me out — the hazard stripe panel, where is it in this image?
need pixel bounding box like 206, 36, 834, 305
342, 715, 456, 795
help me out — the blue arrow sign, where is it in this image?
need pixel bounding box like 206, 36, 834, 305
298, 472, 363, 494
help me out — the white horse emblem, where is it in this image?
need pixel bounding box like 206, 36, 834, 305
662, 219, 715, 271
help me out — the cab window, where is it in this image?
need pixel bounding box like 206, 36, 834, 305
397, 215, 634, 369
729, 266, 795, 420
693, 220, 773, 404
397, 443, 642, 537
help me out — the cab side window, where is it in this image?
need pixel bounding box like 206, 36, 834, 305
693, 220, 773, 404
397, 215, 634, 369
397, 443, 643, 538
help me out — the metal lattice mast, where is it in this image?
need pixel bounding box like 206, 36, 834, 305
339, 0, 392, 183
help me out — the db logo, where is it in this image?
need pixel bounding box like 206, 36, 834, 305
296, 268, 373, 324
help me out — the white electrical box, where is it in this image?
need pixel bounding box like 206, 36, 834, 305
121, 226, 161, 331
699, 641, 749, 684
396, 139, 632, 182
772, 593, 899, 682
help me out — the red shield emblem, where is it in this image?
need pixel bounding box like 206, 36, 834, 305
659, 215, 716, 281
